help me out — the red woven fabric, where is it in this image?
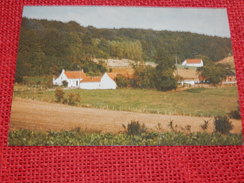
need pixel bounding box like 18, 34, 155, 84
0, 0, 243, 182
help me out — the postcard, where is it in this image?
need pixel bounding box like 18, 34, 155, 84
8, 6, 242, 145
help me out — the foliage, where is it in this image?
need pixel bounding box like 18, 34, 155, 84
114, 74, 130, 88
122, 120, 147, 136
132, 61, 177, 91
228, 108, 241, 119
198, 62, 233, 85
214, 116, 233, 134
62, 80, 68, 87
81, 59, 107, 76
132, 65, 157, 89
228, 101, 241, 119
55, 88, 64, 102
22, 75, 53, 88
168, 120, 176, 132
64, 93, 81, 105
55, 88, 81, 105
16, 17, 232, 79
200, 120, 209, 131
8, 129, 242, 146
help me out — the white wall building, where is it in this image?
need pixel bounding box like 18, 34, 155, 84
80, 73, 117, 89
53, 70, 117, 89
182, 59, 204, 67
53, 69, 86, 88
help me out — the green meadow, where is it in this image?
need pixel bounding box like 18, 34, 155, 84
14, 86, 238, 117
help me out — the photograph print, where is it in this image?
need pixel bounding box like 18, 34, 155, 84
9, 6, 242, 146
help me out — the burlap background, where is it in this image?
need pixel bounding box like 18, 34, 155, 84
0, 0, 243, 182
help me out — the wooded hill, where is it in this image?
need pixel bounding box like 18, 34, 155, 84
16, 17, 232, 78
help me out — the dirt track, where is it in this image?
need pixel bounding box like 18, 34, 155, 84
10, 98, 242, 133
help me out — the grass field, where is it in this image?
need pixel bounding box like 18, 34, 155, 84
13, 86, 239, 117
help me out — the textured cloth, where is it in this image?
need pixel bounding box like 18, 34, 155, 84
0, 0, 244, 182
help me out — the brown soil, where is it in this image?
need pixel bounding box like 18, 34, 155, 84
10, 98, 242, 134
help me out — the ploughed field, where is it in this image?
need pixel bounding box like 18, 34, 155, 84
10, 96, 242, 134
14, 86, 239, 117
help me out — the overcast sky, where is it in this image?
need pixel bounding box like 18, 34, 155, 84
23, 6, 230, 38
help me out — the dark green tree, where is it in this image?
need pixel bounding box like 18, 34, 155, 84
198, 63, 233, 85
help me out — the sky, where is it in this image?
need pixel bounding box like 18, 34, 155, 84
23, 6, 231, 38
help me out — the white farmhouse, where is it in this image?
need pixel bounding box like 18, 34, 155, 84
80, 73, 117, 89
53, 69, 86, 88
182, 59, 204, 67
53, 69, 117, 89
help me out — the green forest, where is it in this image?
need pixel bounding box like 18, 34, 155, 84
16, 17, 232, 79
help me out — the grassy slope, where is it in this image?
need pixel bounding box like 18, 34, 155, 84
14, 86, 239, 117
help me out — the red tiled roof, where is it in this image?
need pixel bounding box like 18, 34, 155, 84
107, 72, 134, 79
107, 73, 118, 79
64, 71, 86, 79
186, 59, 202, 64
80, 76, 102, 83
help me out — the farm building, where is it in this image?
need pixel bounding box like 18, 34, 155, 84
222, 74, 237, 85
53, 69, 117, 89
182, 59, 204, 67
53, 69, 86, 88
80, 73, 117, 89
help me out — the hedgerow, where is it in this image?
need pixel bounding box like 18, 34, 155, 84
8, 128, 242, 146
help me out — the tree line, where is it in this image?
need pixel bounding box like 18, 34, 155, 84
16, 17, 232, 82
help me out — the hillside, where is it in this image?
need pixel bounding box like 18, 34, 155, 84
16, 17, 232, 78
217, 56, 235, 69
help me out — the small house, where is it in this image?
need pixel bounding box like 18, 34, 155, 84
53, 69, 86, 88
182, 59, 204, 67
53, 69, 117, 89
80, 73, 117, 90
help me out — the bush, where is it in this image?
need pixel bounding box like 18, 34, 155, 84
65, 93, 81, 105
55, 88, 64, 102
8, 129, 243, 146
228, 109, 241, 119
168, 120, 176, 132
228, 106, 241, 119
62, 80, 68, 87
122, 120, 147, 136
200, 120, 209, 131
115, 74, 130, 88
214, 116, 233, 134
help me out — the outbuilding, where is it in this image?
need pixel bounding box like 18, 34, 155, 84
182, 59, 204, 67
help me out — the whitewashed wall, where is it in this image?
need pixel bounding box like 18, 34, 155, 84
53, 69, 68, 86
100, 73, 117, 89
79, 73, 117, 89
53, 69, 81, 88
182, 60, 203, 67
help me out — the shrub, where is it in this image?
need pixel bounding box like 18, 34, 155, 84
122, 120, 147, 136
62, 80, 68, 87
55, 88, 64, 102
8, 129, 243, 146
185, 125, 191, 133
168, 120, 176, 132
115, 74, 130, 88
228, 107, 241, 119
214, 116, 233, 134
200, 120, 209, 131
66, 93, 81, 105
